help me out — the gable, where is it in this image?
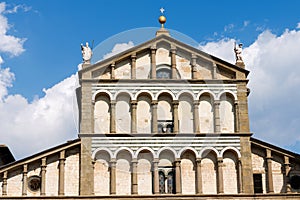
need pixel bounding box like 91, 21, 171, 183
80, 34, 249, 81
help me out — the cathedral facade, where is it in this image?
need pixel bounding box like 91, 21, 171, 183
0, 16, 300, 199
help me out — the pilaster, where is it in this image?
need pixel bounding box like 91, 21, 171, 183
131, 100, 137, 133
151, 101, 158, 133
22, 164, 28, 196
266, 149, 274, 193
131, 159, 138, 194
153, 158, 159, 194
217, 157, 224, 194
214, 101, 221, 133
2, 171, 7, 196
110, 159, 117, 195
196, 159, 202, 194
150, 47, 156, 79
173, 100, 179, 134
174, 159, 181, 194
131, 54, 136, 79
171, 47, 177, 79
193, 100, 200, 134
110, 101, 116, 133
41, 157, 47, 196
58, 150, 65, 196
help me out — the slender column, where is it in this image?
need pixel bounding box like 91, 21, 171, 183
58, 150, 65, 196
191, 54, 197, 79
41, 157, 47, 196
284, 156, 292, 193
131, 54, 136, 79
131, 159, 138, 194
193, 100, 200, 134
234, 101, 240, 133
151, 100, 158, 133
22, 164, 28, 196
214, 101, 221, 133
237, 159, 243, 193
2, 171, 7, 196
212, 63, 217, 79
196, 159, 202, 194
171, 47, 177, 79
131, 100, 137, 133
173, 101, 179, 134
174, 159, 182, 194
150, 47, 156, 79
110, 100, 116, 133
266, 149, 274, 193
111, 62, 115, 79
217, 157, 224, 194
153, 159, 159, 194
110, 159, 117, 194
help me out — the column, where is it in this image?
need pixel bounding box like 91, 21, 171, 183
131, 100, 137, 133
217, 158, 224, 194
22, 164, 28, 196
58, 150, 65, 196
131, 159, 138, 194
111, 62, 115, 79
151, 100, 158, 133
212, 63, 217, 79
110, 100, 116, 133
196, 159, 202, 194
193, 100, 200, 134
174, 159, 182, 194
150, 47, 156, 79
237, 159, 243, 193
173, 101, 179, 134
284, 156, 291, 193
266, 149, 274, 193
41, 157, 47, 196
153, 159, 159, 194
214, 101, 221, 133
191, 54, 197, 79
171, 47, 177, 79
234, 101, 240, 133
2, 171, 7, 196
110, 159, 116, 195
131, 54, 136, 79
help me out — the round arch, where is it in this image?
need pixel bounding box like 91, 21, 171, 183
92, 147, 113, 160
92, 90, 113, 102
135, 90, 154, 101
220, 147, 241, 158
155, 90, 176, 101
114, 147, 135, 159
176, 90, 196, 101
114, 90, 134, 100
178, 147, 199, 158
217, 90, 237, 101
157, 147, 178, 159
197, 90, 216, 100
199, 147, 220, 158
135, 147, 156, 158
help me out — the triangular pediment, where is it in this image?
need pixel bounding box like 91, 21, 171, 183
79, 34, 249, 81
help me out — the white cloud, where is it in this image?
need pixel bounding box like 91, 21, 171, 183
103, 41, 134, 59
0, 2, 26, 56
200, 29, 300, 151
297, 22, 300, 29
0, 70, 79, 159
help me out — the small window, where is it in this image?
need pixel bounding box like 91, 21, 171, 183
159, 171, 165, 194
290, 175, 300, 190
157, 68, 171, 79
28, 176, 41, 192
253, 174, 263, 193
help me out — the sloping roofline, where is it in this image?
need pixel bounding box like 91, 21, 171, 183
0, 139, 80, 172
79, 34, 250, 77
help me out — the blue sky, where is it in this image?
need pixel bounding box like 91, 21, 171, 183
1, 0, 300, 159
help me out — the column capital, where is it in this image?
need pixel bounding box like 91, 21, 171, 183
266, 149, 272, 159
23, 164, 28, 173
172, 100, 179, 106
151, 100, 158, 105
234, 100, 239, 105
153, 158, 160, 163
110, 100, 116, 105
193, 100, 200, 106
214, 100, 220, 106
170, 45, 177, 52
131, 159, 138, 164
196, 158, 202, 164
41, 157, 47, 168
130, 100, 137, 106
131, 53, 137, 60
217, 157, 223, 163
150, 45, 157, 50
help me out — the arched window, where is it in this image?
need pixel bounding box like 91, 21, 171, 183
159, 171, 165, 194
167, 171, 175, 194
157, 65, 171, 79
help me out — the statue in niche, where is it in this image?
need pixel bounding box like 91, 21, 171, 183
81, 42, 92, 64
234, 42, 243, 62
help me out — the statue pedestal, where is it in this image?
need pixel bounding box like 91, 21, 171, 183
235, 60, 245, 69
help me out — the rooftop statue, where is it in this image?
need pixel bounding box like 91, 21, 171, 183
234, 42, 243, 62
81, 42, 92, 64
